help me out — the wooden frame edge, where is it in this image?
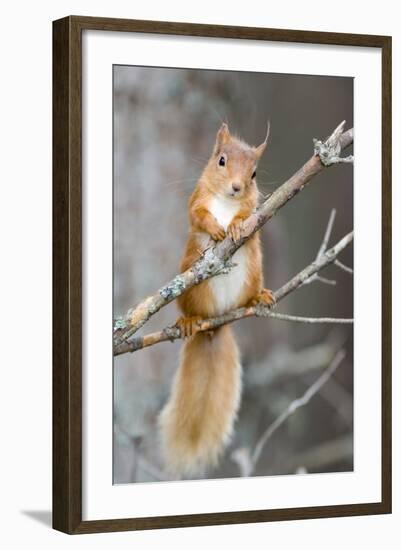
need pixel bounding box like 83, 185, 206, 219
69, 502, 386, 534
53, 16, 82, 534
68, 14, 390, 46
381, 34, 392, 516
52, 15, 392, 534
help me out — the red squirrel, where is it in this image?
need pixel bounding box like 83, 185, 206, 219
159, 122, 274, 476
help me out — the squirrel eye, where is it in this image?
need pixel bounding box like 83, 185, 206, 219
252, 171, 256, 179
218, 156, 225, 167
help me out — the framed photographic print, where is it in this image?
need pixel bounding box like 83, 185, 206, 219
53, 16, 392, 534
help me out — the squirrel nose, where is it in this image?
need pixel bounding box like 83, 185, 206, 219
232, 183, 241, 193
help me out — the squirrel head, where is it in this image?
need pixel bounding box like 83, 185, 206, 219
205, 122, 269, 200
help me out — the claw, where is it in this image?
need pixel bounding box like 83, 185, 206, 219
211, 227, 226, 241
227, 219, 244, 243
175, 316, 203, 338
248, 288, 276, 307
208, 222, 226, 241
259, 288, 276, 306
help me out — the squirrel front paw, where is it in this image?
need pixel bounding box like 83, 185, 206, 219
247, 288, 276, 307
227, 218, 245, 242
175, 316, 204, 338
207, 220, 226, 241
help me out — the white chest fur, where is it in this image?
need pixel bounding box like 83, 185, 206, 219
199, 196, 248, 315
209, 196, 240, 230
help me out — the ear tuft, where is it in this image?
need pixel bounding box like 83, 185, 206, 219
255, 120, 270, 159
213, 122, 230, 154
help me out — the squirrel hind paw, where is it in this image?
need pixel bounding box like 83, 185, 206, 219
175, 316, 203, 338
248, 288, 276, 307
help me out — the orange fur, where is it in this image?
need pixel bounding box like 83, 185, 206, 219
159, 326, 241, 476
159, 123, 274, 476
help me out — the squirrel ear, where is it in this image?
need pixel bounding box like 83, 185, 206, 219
214, 122, 230, 154
255, 120, 270, 159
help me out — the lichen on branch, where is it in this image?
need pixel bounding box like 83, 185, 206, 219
114, 229, 353, 356
113, 121, 354, 352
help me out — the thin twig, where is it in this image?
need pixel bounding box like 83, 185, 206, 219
317, 208, 337, 257
269, 313, 352, 324
314, 275, 337, 286
335, 259, 354, 274
308, 374, 353, 428
247, 349, 346, 475
304, 208, 337, 287
304, 208, 354, 288
274, 231, 353, 302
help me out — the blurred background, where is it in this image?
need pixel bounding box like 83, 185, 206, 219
113, 65, 353, 483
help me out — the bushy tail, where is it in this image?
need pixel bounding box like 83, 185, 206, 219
159, 325, 242, 477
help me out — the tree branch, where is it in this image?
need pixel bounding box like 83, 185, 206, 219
114, 230, 353, 355
335, 259, 353, 274
303, 208, 338, 287
231, 349, 347, 477
114, 122, 354, 348
268, 313, 353, 324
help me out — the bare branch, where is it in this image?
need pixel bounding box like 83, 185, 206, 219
303, 208, 354, 289
274, 230, 353, 302
317, 208, 337, 258
303, 208, 338, 287
269, 313, 352, 324
314, 275, 337, 286
313, 121, 354, 165
251, 349, 346, 470
335, 259, 354, 274
114, 122, 354, 348
232, 349, 347, 477
115, 231, 353, 355
307, 374, 353, 428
